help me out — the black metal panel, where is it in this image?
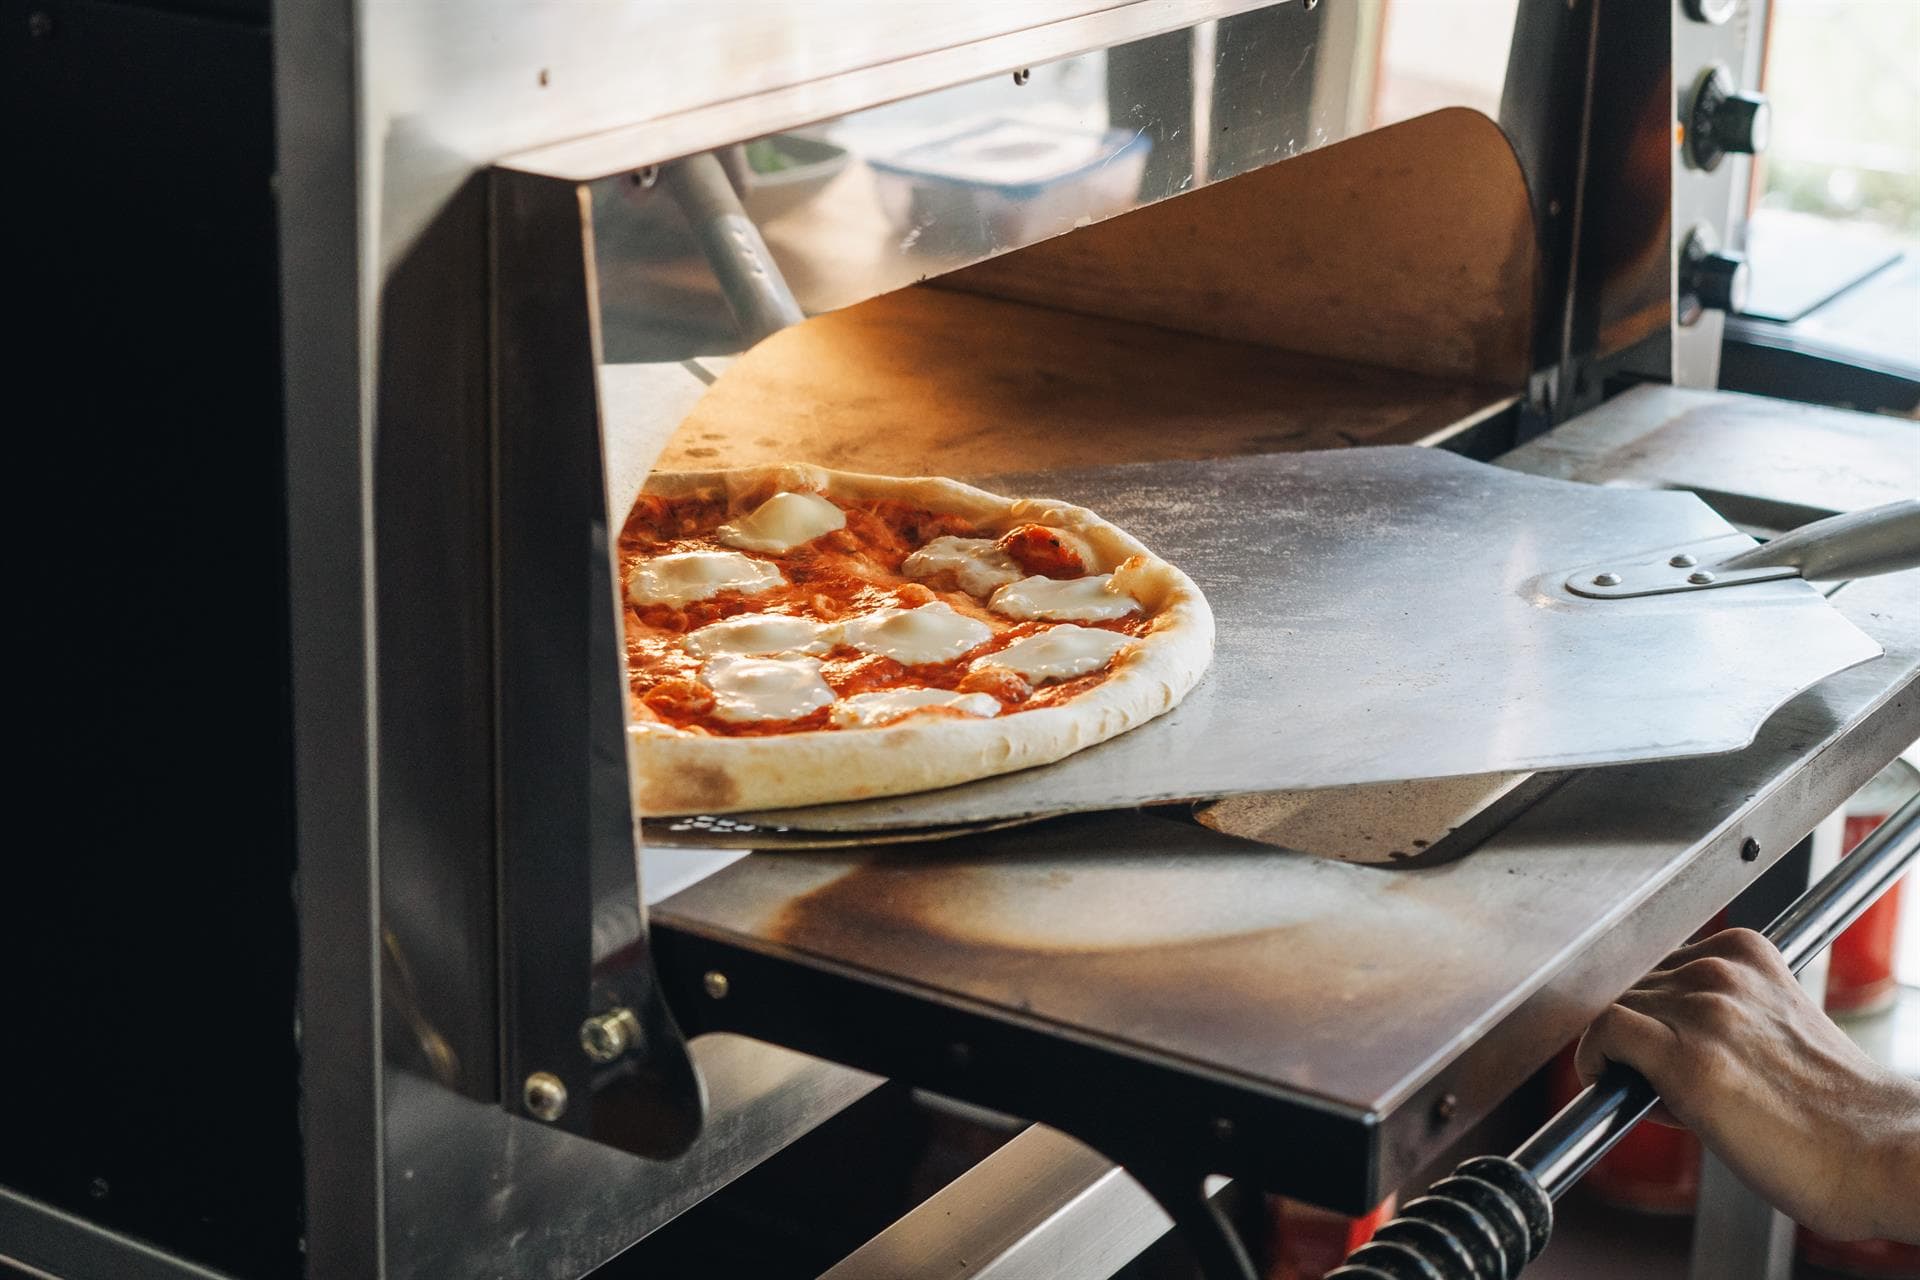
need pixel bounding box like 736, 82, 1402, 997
653, 915, 1377, 1214
1500, 0, 1598, 386
374, 174, 502, 1099
490, 172, 609, 1136
1501, 0, 1674, 426
98, 0, 269, 22
6, 1, 301, 1276
1722, 320, 1920, 415
1571, 0, 1674, 367
490, 168, 705, 1156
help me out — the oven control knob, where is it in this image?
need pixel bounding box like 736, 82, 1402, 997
1691, 251, 1749, 313
1708, 92, 1771, 154
1686, 65, 1770, 170
1683, 0, 1737, 22
1679, 224, 1749, 324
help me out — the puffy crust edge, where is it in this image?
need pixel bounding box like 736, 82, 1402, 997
627, 464, 1216, 815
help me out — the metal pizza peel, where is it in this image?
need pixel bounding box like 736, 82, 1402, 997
640, 448, 1916, 844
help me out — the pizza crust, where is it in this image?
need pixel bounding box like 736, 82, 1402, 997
627, 464, 1215, 815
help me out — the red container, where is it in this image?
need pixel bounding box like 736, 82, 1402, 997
1795, 759, 1920, 1277
1828, 760, 1918, 1016
1798, 1227, 1920, 1279
1267, 1193, 1397, 1280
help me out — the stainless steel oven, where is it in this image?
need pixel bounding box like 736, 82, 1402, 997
8, 4, 1914, 1279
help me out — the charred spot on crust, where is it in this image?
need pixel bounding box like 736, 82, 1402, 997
643, 762, 739, 815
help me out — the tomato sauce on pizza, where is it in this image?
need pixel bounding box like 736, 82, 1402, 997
619, 488, 1154, 737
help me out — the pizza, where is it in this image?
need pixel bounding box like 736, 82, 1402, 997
621, 464, 1213, 815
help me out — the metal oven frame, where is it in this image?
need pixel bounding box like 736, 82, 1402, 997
12, 3, 1912, 1280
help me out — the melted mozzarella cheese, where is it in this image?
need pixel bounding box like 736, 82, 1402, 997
839, 602, 993, 666
989, 573, 1141, 622
629, 551, 784, 606
829, 688, 1002, 729
901, 536, 1025, 597
979, 625, 1133, 682
715, 491, 846, 554
684, 612, 840, 658
702, 655, 836, 723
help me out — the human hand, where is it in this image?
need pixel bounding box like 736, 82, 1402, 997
1575, 927, 1920, 1242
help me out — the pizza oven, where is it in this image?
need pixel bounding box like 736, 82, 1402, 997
10, 4, 1919, 1280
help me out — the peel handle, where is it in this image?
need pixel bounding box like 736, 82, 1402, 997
1717, 498, 1920, 580
1328, 790, 1920, 1280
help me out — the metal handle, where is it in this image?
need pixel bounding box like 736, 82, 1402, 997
1329, 789, 1920, 1280
1718, 498, 1920, 581
1566, 497, 1920, 599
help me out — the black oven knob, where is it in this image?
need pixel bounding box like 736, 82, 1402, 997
1708, 91, 1771, 155
1691, 250, 1749, 313
1679, 223, 1749, 324
1686, 65, 1771, 170
1684, 0, 1738, 22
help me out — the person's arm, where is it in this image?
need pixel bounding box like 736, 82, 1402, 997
1575, 927, 1920, 1242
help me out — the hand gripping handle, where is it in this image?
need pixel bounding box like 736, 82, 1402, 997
1327, 791, 1920, 1280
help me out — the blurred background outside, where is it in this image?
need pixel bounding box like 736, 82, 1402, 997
1759, 0, 1918, 236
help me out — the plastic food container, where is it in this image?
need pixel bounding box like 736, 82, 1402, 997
1797, 1231, 1920, 1279
868, 117, 1151, 257
738, 134, 852, 223
1267, 1193, 1398, 1280
1827, 757, 1919, 1016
